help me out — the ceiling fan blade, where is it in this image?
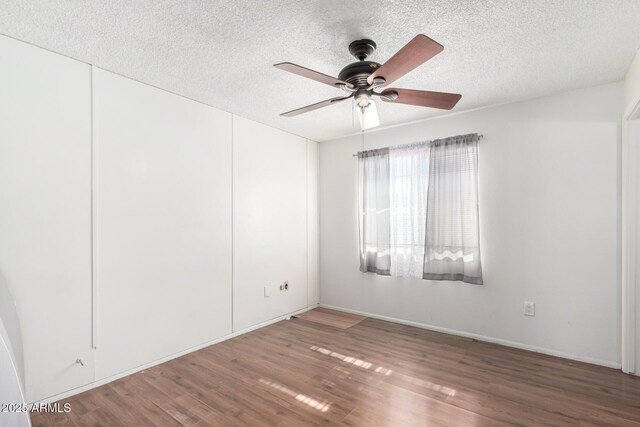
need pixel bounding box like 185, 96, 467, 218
274, 62, 353, 89
281, 95, 353, 117
367, 35, 444, 87
380, 89, 461, 110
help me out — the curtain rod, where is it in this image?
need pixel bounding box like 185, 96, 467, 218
352, 133, 484, 157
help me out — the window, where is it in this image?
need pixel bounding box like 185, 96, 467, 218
358, 134, 483, 285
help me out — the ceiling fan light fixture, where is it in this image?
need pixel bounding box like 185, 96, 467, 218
355, 92, 371, 108
357, 99, 379, 130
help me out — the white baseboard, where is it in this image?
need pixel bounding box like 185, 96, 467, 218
34, 304, 318, 405
320, 304, 622, 370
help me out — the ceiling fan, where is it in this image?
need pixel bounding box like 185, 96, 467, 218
274, 35, 461, 130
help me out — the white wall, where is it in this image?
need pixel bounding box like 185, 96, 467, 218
0, 35, 94, 402
0, 35, 319, 402
625, 49, 640, 119
232, 116, 308, 331
93, 68, 233, 379
623, 49, 640, 375
319, 83, 623, 367
624, 120, 640, 375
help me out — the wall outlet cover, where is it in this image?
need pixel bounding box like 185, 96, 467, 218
524, 301, 535, 316
264, 286, 271, 297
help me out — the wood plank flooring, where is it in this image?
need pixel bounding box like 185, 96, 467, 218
31, 309, 640, 426
293, 307, 366, 329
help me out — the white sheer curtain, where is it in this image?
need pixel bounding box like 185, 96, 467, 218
389, 145, 429, 277
358, 133, 482, 284
358, 148, 391, 275
423, 134, 483, 284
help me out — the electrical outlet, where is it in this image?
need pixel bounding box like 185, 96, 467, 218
524, 301, 535, 316
264, 286, 271, 297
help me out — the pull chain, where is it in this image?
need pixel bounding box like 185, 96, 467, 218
352, 99, 355, 128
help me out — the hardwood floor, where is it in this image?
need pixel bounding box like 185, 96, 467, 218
32, 309, 640, 426
294, 307, 366, 329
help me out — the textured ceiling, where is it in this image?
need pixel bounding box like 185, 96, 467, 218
1, 1, 640, 141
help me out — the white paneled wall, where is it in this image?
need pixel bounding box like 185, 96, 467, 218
0, 36, 93, 403
232, 116, 308, 331
92, 68, 233, 379
307, 140, 320, 306
0, 35, 318, 402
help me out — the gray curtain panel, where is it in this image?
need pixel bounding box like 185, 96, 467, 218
423, 134, 483, 285
358, 148, 391, 275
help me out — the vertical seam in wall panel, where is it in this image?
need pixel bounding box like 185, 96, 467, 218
306, 140, 309, 307
316, 141, 320, 304
625, 122, 638, 373
617, 119, 623, 371
632, 124, 638, 374
90, 66, 98, 353
622, 121, 636, 374
231, 114, 234, 333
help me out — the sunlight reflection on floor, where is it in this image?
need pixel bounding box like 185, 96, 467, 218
310, 345, 392, 375
259, 379, 332, 413
409, 377, 457, 397
310, 345, 456, 397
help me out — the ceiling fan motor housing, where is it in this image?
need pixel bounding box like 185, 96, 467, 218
348, 39, 376, 60
338, 61, 381, 88
340, 39, 380, 88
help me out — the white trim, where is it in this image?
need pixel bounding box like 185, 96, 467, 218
32, 304, 318, 405
320, 304, 621, 369
622, 120, 638, 374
